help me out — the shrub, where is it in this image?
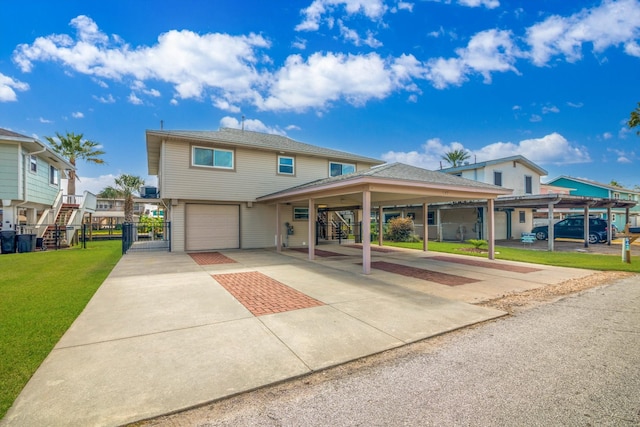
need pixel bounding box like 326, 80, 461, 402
467, 239, 488, 249
385, 217, 415, 242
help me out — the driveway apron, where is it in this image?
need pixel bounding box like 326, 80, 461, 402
1, 247, 595, 426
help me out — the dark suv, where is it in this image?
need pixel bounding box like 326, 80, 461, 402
531, 216, 614, 244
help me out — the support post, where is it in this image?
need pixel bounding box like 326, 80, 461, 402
308, 198, 315, 260
378, 205, 383, 246
487, 199, 495, 260
583, 205, 590, 248
548, 202, 555, 252
362, 190, 371, 274
276, 203, 282, 252
423, 202, 428, 252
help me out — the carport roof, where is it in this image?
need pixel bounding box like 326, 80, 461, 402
257, 162, 512, 206
436, 193, 637, 210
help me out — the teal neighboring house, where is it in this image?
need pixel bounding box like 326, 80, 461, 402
0, 128, 73, 231
546, 176, 640, 230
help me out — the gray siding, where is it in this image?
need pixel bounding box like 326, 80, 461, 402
0, 144, 19, 199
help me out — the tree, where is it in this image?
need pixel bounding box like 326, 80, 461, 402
610, 180, 623, 188
442, 149, 471, 168
45, 132, 106, 196
114, 174, 144, 222
628, 102, 640, 135
97, 186, 123, 199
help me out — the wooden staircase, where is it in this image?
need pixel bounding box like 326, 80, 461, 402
42, 204, 79, 248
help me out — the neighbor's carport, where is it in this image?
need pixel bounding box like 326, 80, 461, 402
449, 194, 637, 251
257, 163, 511, 274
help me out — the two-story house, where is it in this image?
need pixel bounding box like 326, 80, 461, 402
0, 128, 73, 231
546, 176, 640, 230
434, 155, 548, 240
145, 128, 511, 272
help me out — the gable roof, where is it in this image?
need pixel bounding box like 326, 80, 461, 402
257, 162, 511, 205
0, 127, 74, 170
439, 155, 548, 176
146, 127, 383, 174
547, 175, 640, 195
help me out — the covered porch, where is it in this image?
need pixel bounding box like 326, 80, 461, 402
257, 163, 511, 274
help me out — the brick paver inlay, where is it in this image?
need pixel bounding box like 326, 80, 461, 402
369, 261, 480, 286
212, 271, 324, 316
289, 248, 346, 257
428, 255, 542, 273
344, 244, 398, 253
189, 252, 237, 265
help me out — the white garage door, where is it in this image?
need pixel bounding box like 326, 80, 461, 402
186, 204, 239, 251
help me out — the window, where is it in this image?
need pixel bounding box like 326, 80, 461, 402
329, 162, 355, 177
293, 207, 309, 220
29, 155, 37, 173
519, 211, 526, 223
278, 155, 294, 175
49, 165, 59, 185
613, 192, 620, 199
494, 171, 502, 186
192, 146, 234, 169
427, 211, 435, 225
525, 175, 532, 194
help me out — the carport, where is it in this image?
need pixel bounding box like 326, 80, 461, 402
257, 163, 511, 274
446, 194, 637, 251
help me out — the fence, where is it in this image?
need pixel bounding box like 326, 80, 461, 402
122, 222, 171, 254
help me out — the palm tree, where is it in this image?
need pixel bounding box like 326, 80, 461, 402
628, 102, 640, 135
442, 149, 471, 168
114, 174, 144, 222
45, 132, 106, 196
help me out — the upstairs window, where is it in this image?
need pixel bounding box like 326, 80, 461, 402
278, 155, 295, 175
329, 162, 355, 177
525, 175, 533, 194
29, 155, 37, 173
613, 192, 620, 199
494, 171, 502, 186
192, 146, 234, 169
49, 165, 59, 185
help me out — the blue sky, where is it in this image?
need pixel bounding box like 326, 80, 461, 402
1, 0, 639, 194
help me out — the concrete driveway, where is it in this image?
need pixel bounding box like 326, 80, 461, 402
1, 245, 595, 426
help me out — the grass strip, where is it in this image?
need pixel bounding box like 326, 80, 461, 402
385, 241, 640, 273
0, 240, 121, 418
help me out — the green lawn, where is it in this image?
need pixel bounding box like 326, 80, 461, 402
386, 241, 640, 273
0, 241, 121, 419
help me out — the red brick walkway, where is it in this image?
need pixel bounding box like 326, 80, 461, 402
344, 244, 398, 253
428, 255, 541, 273
289, 248, 346, 257
189, 252, 237, 265
212, 271, 324, 316
369, 261, 480, 286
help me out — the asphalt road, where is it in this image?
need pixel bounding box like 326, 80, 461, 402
144, 275, 640, 427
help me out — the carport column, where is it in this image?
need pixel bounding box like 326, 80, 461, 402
378, 205, 383, 246
423, 202, 428, 252
487, 199, 495, 260
363, 190, 371, 274
583, 205, 590, 248
607, 206, 612, 245
548, 202, 555, 252
276, 203, 282, 252
308, 198, 315, 260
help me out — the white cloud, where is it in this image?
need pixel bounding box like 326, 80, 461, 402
529, 114, 542, 122
426, 29, 520, 88
169, 99, 179, 106
128, 92, 143, 105
542, 105, 559, 114
381, 132, 590, 170
567, 101, 584, 108
219, 116, 286, 135
292, 38, 307, 50
458, 0, 499, 8
72, 111, 84, 118
213, 98, 241, 113
261, 52, 418, 111
394, 2, 414, 12
39, 117, 53, 124
13, 15, 271, 104
296, 0, 388, 32
526, 0, 640, 66
0, 72, 29, 102
93, 94, 115, 103
337, 20, 383, 47
602, 132, 613, 139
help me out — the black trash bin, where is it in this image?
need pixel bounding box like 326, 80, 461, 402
1, 230, 17, 254
16, 234, 37, 253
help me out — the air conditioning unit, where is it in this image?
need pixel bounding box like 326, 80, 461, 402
140, 186, 159, 199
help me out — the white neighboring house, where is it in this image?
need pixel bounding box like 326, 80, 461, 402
436, 155, 548, 240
